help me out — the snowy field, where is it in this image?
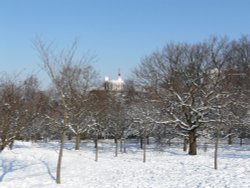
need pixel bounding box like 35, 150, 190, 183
0, 140, 250, 188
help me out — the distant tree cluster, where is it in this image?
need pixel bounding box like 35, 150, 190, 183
1, 36, 250, 183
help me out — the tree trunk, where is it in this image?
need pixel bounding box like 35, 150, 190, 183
67, 133, 72, 140
240, 138, 243, 146
75, 133, 81, 150
228, 135, 232, 145
94, 139, 97, 148
120, 139, 123, 153
228, 129, 232, 145
9, 140, 14, 150
123, 137, 127, 153
147, 136, 150, 145
214, 125, 220, 170
183, 137, 188, 152
0, 139, 9, 152
167, 139, 171, 146
140, 137, 143, 149
115, 138, 118, 157
188, 129, 197, 155
95, 136, 98, 162
143, 136, 147, 163
56, 131, 65, 184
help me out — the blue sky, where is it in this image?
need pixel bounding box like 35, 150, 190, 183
0, 0, 250, 88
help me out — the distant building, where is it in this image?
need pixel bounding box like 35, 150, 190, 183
104, 72, 124, 91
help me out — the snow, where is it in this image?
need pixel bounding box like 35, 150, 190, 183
0, 140, 250, 188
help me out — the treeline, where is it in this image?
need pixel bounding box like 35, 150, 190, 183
1, 36, 250, 151
1, 36, 250, 182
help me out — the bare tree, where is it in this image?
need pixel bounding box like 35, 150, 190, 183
33, 38, 97, 184
20, 75, 49, 142
133, 37, 232, 155
0, 74, 42, 151
0, 76, 23, 151
128, 91, 162, 162
56, 64, 98, 150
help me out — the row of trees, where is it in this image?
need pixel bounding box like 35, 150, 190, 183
0, 75, 47, 151
1, 36, 250, 183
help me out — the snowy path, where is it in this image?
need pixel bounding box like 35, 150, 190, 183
0, 141, 249, 188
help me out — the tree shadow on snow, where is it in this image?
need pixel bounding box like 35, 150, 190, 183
219, 153, 250, 159
39, 159, 56, 181
0, 160, 28, 182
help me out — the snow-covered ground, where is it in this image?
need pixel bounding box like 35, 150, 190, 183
0, 140, 250, 188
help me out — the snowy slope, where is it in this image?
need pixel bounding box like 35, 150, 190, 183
0, 140, 250, 188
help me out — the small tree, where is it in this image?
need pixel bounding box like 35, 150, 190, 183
129, 91, 161, 162
34, 38, 97, 184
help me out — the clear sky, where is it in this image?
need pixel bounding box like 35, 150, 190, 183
0, 0, 250, 88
